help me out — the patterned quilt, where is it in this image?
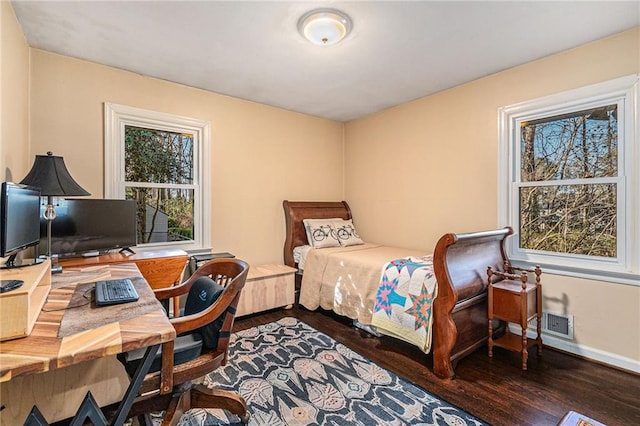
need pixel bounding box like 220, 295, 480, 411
371, 255, 438, 353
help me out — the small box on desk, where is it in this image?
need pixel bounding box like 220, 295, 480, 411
0, 258, 51, 341
188, 252, 235, 275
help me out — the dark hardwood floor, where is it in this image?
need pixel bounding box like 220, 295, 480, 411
235, 307, 640, 426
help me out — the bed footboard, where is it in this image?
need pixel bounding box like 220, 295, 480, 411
432, 227, 512, 379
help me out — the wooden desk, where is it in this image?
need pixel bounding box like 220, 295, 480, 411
58, 249, 188, 289
60, 249, 188, 318
0, 263, 176, 425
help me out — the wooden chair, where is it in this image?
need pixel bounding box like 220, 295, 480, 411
120, 258, 250, 425
487, 262, 542, 370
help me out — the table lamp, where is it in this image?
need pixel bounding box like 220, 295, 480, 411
20, 152, 90, 269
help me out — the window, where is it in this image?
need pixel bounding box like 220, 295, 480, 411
104, 103, 211, 251
498, 75, 639, 283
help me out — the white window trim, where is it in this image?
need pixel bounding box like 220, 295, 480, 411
498, 75, 639, 286
104, 102, 211, 252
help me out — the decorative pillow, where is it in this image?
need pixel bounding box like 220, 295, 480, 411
303, 218, 342, 247
333, 219, 364, 247
303, 220, 341, 248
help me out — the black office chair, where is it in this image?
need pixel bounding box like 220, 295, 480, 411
119, 258, 250, 425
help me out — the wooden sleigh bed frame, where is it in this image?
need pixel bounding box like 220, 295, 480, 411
283, 200, 511, 379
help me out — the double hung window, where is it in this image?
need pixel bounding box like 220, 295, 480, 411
498, 75, 638, 282
104, 103, 211, 251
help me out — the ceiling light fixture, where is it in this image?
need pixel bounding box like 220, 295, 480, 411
298, 8, 352, 46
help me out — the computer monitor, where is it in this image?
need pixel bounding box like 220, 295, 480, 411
1, 182, 43, 268
38, 199, 137, 257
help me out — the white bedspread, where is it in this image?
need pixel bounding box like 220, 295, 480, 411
298, 243, 427, 326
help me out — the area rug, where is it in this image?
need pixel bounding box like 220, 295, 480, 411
176, 317, 487, 426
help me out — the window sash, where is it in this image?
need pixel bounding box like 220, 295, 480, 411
517, 183, 624, 259
123, 125, 196, 186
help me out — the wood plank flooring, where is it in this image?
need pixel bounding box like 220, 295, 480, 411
235, 307, 640, 426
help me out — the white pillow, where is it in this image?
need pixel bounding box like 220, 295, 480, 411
333, 219, 364, 247
303, 218, 342, 246
304, 222, 340, 248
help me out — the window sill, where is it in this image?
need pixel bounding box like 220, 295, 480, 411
134, 241, 208, 254
511, 259, 640, 287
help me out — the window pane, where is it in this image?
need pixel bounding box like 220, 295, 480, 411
126, 187, 194, 244
124, 125, 194, 184
520, 105, 617, 182
519, 184, 616, 257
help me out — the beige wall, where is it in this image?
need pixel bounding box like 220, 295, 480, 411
0, 1, 30, 181
29, 50, 344, 265
344, 28, 640, 366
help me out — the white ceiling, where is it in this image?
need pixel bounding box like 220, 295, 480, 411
11, 1, 640, 122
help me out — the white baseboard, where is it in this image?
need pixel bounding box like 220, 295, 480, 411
507, 325, 640, 374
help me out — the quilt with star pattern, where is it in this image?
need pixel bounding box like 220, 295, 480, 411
371, 255, 437, 353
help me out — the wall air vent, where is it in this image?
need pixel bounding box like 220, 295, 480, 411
529, 311, 574, 340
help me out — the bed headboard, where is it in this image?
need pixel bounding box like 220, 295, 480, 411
282, 200, 352, 267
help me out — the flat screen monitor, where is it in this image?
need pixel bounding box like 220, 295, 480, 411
39, 199, 137, 257
1, 182, 42, 268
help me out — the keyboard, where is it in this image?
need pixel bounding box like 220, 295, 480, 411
95, 278, 139, 306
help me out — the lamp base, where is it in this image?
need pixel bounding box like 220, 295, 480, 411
38, 254, 63, 274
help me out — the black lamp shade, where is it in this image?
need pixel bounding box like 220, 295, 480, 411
20, 152, 90, 196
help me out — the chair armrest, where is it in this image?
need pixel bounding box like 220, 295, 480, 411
154, 261, 239, 301
154, 268, 216, 301
154, 282, 190, 301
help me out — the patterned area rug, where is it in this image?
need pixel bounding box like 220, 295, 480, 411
178, 317, 487, 426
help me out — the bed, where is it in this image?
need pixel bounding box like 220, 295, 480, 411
283, 200, 511, 379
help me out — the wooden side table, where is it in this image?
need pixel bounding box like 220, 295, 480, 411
487, 264, 542, 370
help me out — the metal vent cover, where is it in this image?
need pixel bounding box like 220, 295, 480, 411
529, 311, 574, 340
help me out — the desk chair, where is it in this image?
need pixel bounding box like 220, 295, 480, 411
120, 258, 250, 425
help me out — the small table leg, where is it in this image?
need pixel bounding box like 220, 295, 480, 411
488, 317, 494, 358
110, 344, 160, 425
521, 325, 529, 371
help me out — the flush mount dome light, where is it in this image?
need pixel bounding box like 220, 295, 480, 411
298, 8, 352, 46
